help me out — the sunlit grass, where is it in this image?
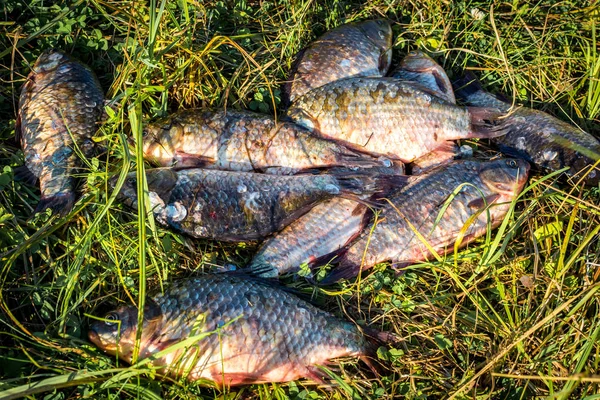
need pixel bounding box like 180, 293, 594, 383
1, 0, 599, 398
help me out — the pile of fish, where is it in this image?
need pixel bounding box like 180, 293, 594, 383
17, 18, 600, 387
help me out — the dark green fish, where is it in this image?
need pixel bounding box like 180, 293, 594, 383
283, 20, 393, 105
117, 168, 405, 242
454, 72, 600, 185
89, 273, 380, 385
17, 49, 105, 215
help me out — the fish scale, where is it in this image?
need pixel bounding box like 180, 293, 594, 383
89, 274, 371, 385
17, 49, 105, 216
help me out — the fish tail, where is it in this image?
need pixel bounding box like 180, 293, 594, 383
33, 192, 75, 217
13, 166, 37, 185
453, 71, 484, 101
333, 169, 409, 197
467, 106, 509, 139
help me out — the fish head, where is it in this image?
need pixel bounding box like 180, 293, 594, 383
479, 158, 530, 198
115, 169, 178, 209
31, 49, 71, 74
88, 301, 163, 362
358, 20, 393, 73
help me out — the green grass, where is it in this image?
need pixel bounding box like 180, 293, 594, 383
1, 0, 600, 398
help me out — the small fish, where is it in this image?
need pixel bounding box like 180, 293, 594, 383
249, 197, 370, 278
283, 19, 393, 105
287, 77, 506, 163
141, 108, 396, 173
88, 273, 380, 385
248, 166, 405, 278
16, 49, 105, 215
117, 168, 405, 242
454, 72, 600, 185
390, 50, 456, 104
321, 159, 530, 283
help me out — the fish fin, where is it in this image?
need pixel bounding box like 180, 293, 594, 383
390, 261, 411, 274
173, 151, 215, 168
378, 48, 392, 75
334, 170, 409, 197
467, 193, 500, 210
215, 270, 321, 304
241, 263, 279, 279
337, 194, 383, 209
318, 255, 365, 285
33, 192, 75, 217
495, 144, 534, 164
305, 366, 330, 385
13, 165, 37, 185
351, 202, 368, 217
408, 142, 458, 175
332, 145, 400, 171
218, 373, 267, 386
453, 71, 484, 101
466, 106, 509, 139
433, 70, 451, 95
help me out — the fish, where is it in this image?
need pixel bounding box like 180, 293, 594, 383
141, 108, 397, 173
454, 72, 600, 185
247, 166, 405, 278
390, 50, 456, 104
117, 168, 406, 242
286, 77, 506, 163
249, 198, 370, 278
88, 273, 381, 385
283, 19, 393, 106
321, 158, 530, 283
16, 49, 105, 216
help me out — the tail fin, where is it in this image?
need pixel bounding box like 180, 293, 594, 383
466, 106, 509, 139
332, 169, 409, 197
453, 71, 485, 101
33, 192, 75, 217
13, 166, 38, 185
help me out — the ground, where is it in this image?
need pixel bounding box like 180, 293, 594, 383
0, 0, 600, 399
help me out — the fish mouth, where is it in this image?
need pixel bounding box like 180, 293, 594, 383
88, 327, 101, 346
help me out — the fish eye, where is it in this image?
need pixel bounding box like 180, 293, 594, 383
104, 312, 120, 325
507, 160, 518, 168
126, 177, 136, 186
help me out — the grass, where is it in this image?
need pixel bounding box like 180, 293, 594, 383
1, 0, 600, 398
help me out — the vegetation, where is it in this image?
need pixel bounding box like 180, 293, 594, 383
1, 0, 600, 398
